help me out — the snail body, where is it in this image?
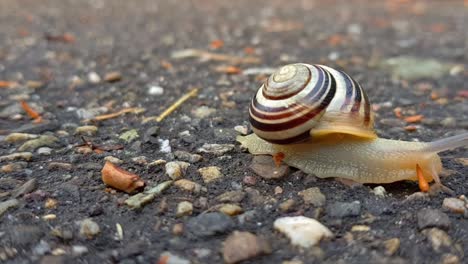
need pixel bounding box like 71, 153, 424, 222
239, 63, 468, 187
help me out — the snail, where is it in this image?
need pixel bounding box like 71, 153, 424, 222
237, 63, 468, 192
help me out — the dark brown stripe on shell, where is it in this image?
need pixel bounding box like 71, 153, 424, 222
257, 130, 311, 144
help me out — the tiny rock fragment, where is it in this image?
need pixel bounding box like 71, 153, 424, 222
0, 199, 19, 217
187, 212, 235, 237
298, 187, 326, 207
222, 231, 271, 264
217, 204, 243, 216
172, 223, 184, 236
42, 214, 57, 221
75, 125, 98, 136
119, 129, 139, 143
176, 201, 193, 217
383, 238, 400, 256
158, 138, 172, 153
165, 161, 190, 180
79, 218, 100, 239
422, 228, 452, 252
87, 72, 101, 83
198, 166, 223, 183
216, 191, 245, 203
279, 199, 296, 212
37, 147, 52, 155
104, 71, 122, 82
326, 201, 362, 218
442, 198, 466, 214
104, 156, 123, 165
351, 225, 370, 232
372, 186, 387, 197
174, 150, 202, 163
274, 216, 333, 248
198, 143, 234, 155
18, 135, 58, 152
147, 85, 164, 95
191, 106, 216, 119
157, 251, 190, 264
4, 133, 38, 143
48, 162, 73, 171
125, 181, 173, 209
234, 125, 248, 135
417, 209, 451, 230
441, 254, 460, 264
243, 176, 257, 185
101, 162, 145, 194
174, 179, 201, 193
11, 179, 37, 198
45, 198, 58, 209
1, 162, 25, 173
250, 155, 289, 179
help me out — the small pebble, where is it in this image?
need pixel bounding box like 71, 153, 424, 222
383, 238, 400, 256
87, 72, 101, 83
417, 209, 451, 230
18, 135, 58, 152
191, 106, 216, 118
147, 85, 164, 95
174, 150, 202, 163
274, 216, 333, 248
71, 245, 88, 256
216, 191, 245, 203
217, 204, 243, 216
165, 161, 190, 180
222, 231, 271, 264
158, 138, 172, 153
172, 223, 184, 235
48, 162, 73, 171
372, 186, 387, 197
119, 129, 139, 143
234, 125, 248, 135
4, 133, 38, 143
441, 253, 460, 264
198, 166, 223, 183
75, 125, 98, 136
11, 178, 37, 198
279, 199, 296, 213
158, 251, 190, 264
37, 147, 52, 155
0, 199, 19, 217
250, 155, 289, 179
104, 71, 122, 82
186, 212, 235, 237
422, 228, 452, 252
243, 176, 257, 185
351, 225, 370, 232
198, 143, 234, 155
1, 162, 25, 173
442, 198, 466, 214
79, 218, 100, 238
176, 201, 193, 217
326, 201, 361, 218
104, 156, 123, 165
174, 179, 201, 193
298, 187, 326, 207
0, 152, 33, 162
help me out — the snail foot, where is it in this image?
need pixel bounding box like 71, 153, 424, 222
335, 177, 362, 188
273, 152, 285, 167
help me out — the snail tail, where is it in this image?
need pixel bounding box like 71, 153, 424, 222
425, 132, 468, 153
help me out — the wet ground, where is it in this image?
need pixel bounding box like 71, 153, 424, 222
0, 0, 467, 263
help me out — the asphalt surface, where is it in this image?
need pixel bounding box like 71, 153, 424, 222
0, 0, 467, 263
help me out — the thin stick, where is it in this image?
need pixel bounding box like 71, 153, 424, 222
143, 88, 198, 123
84, 107, 145, 122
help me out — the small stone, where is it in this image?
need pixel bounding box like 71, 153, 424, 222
104, 71, 122, 82
119, 129, 139, 143
222, 231, 271, 264
193, 248, 211, 259
75, 146, 93, 154
351, 225, 370, 232
405, 192, 429, 201
372, 186, 387, 197
131, 156, 148, 165
79, 218, 100, 238
187, 212, 235, 237
75, 125, 98, 136
383, 238, 400, 256
71, 245, 88, 256
10, 225, 44, 246
45, 198, 58, 209
125, 181, 173, 209
441, 117, 456, 128
279, 199, 296, 213
243, 176, 257, 185
159, 138, 172, 153
326, 201, 362, 218
234, 125, 248, 135
274, 186, 283, 195
198, 143, 234, 155
4, 133, 38, 143
198, 166, 223, 183
50, 227, 74, 241
172, 223, 184, 235
298, 187, 326, 207
0, 199, 19, 217
191, 106, 216, 118
143, 126, 160, 143
165, 161, 190, 180
217, 204, 243, 216
158, 251, 190, 264
37, 147, 52, 155
147, 85, 164, 95
88, 72, 101, 83
0, 152, 33, 162
1, 162, 26, 173
174, 179, 201, 193
104, 156, 123, 165
274, 216, 333, 248
441, 254, 460, 264
48, 162, 73, 171
42, 214, 57, 221
176, 201, 193, 217
422, 228, 452, 252
442, 198, 466, 214
417, 209, 451, 230
216, 191, 245, 203
250, 155, 289, 179
245, 187, 266, 205
11, 178, 37, 198
174, 150, 202, 163
18, 135, 58, 152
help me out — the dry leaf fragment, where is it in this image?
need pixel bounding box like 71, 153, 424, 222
101, 162, 145, 194
20, 100, 43, 123
0, 81, 19, 88
214, 65, 242, 74
404, 115, 424, 123
210, 39, 224, 49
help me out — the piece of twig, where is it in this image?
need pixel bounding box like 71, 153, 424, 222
143, 88, 198, 123
84, 107, 145, 122
20, 100, 43, 123
171, 49, 260, 65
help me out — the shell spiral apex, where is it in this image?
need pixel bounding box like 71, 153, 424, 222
249, 63, 376, 144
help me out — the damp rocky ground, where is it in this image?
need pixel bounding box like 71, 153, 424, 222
0, 0, 467, 263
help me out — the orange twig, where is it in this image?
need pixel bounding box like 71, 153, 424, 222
20, 100, 42, 123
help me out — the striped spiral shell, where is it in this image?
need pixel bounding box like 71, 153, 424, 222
249, 63, 376, 144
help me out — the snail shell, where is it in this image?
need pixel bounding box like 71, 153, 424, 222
249, 63, 376, 144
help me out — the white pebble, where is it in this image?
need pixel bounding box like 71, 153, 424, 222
372, 186, 387, 197
88, 72, 101, 84
274, 216, 333, 248
147, 85, 164, 95
158, 139, 171, 153
37, 147, 52, 155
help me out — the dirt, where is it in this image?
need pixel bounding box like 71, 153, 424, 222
0, 0, 467, 263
